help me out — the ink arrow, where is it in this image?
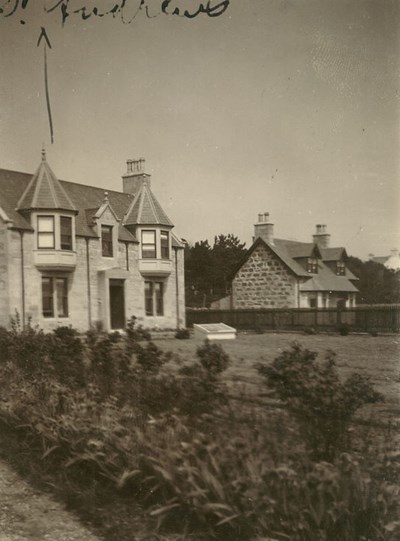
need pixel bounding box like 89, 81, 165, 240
37, 27, 54, 144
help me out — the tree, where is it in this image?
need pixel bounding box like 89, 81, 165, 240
347, 256, 400, 304
184, 234, 246, 307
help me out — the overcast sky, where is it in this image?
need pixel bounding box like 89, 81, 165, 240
0, 0, 399, 258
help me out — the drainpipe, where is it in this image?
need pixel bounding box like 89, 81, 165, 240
174, 248, 180, 329
85, 238, 92, 328
125, 242, 129, 271
19, 231, 26, 328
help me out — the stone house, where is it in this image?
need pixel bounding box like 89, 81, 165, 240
230, 213, 358, 309
0, 152, 185, 331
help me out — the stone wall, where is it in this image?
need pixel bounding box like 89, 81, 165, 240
3, 228, 185, 331
232, 243, 298, 308
0, 221, 10, 326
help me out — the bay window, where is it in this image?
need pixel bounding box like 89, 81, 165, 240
60, 216, 73, 250
37, 216, 55, 249
161, 231, 169, 259
142, 230, 156, 258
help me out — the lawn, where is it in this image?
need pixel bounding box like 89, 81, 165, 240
155, 331, 400, 418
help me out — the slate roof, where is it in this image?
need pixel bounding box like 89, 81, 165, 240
0, 166, 181, 247
320, 247, 347, 261
299, 260, 358, 293
232, 236, 358, 293
123, 182, 173, 227
17, 157, 77, 212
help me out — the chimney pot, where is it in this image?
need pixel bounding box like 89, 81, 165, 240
258, 213, 263, 222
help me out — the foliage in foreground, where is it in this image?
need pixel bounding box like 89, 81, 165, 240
0, 321, 399, 541
258, 343, 384, 461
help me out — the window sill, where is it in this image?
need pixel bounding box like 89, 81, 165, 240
34, 250, 76, 271
139, 259, 172, 276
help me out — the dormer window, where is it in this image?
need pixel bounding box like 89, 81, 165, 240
336, 261, 346, 276
101, 225, 113, 257
142, 230, 156, 258
307, 257, 318, 274
60, 216, 73, 250
161, 231, 169, 259
37, 216, 55, 249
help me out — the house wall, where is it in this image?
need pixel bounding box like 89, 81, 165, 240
232, 243, 298, 308
3, 228, 184, 332
0, 221, 10, 326
299, 291, 357, 309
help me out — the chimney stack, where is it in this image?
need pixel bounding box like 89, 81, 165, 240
313, 224, 330, 248
122, 157, 151, 194
254, 212, 274, 245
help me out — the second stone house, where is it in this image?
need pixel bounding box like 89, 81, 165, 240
0, 153, 185, 331
230, 213, 358, 309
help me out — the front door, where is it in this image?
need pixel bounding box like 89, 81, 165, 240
109, 279, 125, 329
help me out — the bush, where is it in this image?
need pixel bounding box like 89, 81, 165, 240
258, 343, 383, 460
196, 340, 230, 377
49, 326, 85, 387
175, 328, 190, 339
337, 322, 350, 336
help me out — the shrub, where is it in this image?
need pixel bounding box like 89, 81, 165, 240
337, 322, 350, 336
196, 340, 230, 377
258, 343, 384, 460
175, 328, 190, 339
49, 326, 85, 387
135, 341, 170, 374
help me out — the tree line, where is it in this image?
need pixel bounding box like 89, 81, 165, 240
183, 234, 400, 307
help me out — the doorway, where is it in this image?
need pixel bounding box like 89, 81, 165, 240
109, 279, 125, 329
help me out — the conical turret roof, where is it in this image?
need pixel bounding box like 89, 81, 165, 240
123, 181, 173, 227
17, 149, 77, 212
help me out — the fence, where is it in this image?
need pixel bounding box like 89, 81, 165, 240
186, 305, 400, 333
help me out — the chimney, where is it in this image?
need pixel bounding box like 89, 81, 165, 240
254, 212, 274, 245
313, 224, 330, 248
122, 157, 151, 194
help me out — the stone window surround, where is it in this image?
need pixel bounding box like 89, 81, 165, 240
34, 212, 76, 252
41, 274, 69, 319
144, 279, 165, 316
101, 224, 114, 258
139, 227, 172, 261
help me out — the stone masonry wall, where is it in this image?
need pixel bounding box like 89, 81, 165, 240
0, 221, 10, 327
4, 229, 185, 332
232, 243, 298, 308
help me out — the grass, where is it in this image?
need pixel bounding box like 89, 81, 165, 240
156, 331, 400, 416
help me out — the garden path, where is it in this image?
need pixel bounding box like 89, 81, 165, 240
0, 459, 101, 541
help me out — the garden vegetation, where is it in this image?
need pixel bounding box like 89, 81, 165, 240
0, 315, 399, 541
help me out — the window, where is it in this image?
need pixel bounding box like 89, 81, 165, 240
56, 278, 69, 317
309, 297, 317, 308
60, 216, 73, 250
142, 230, 156, 259
42, 277, 68, 318
37, 216, 55, 249
307, 258, 318, 273
101, 225, 113, 257
42, 277, 54, 317
144, 281, 164, 316
336, 261, 346, 276
161, 231, 169, 259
